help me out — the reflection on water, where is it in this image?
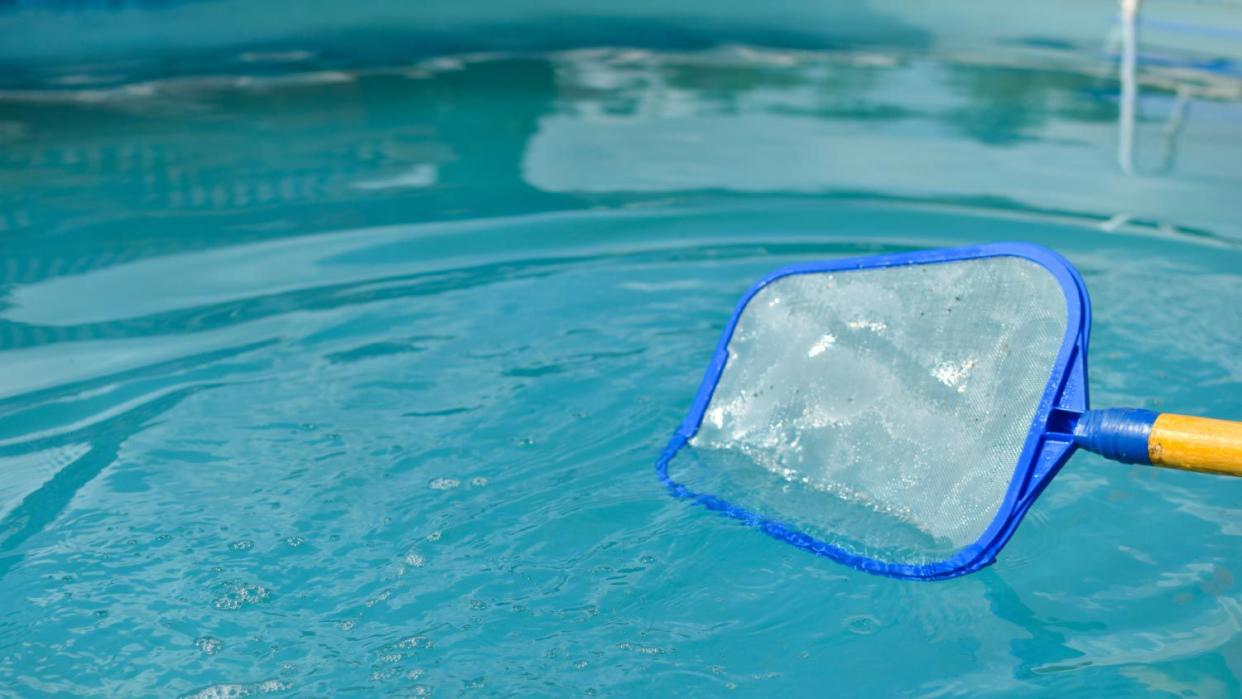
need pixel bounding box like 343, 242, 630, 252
529, 47, 1242, 238
0, 43, 1239, 697
2, 45, 1239, 289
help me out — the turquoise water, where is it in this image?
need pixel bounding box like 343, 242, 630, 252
1, 46, 1240, 696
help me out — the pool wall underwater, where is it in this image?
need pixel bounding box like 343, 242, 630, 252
4, 0, 1242, 88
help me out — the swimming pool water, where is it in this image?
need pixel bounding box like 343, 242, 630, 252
1, 46, 1240, 696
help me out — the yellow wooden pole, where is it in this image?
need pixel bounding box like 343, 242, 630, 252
1148, 414, 1242, 477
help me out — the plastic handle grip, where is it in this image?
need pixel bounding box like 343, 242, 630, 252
1148, 413, 1242, 477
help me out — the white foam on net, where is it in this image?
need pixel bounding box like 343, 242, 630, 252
692, 256, 1068, 552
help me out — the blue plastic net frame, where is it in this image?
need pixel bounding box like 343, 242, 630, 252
656, 242, 1092, 580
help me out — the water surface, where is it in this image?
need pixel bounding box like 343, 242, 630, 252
0, 46, 1240, 696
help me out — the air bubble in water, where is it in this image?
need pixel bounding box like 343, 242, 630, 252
213, 583, 270, 610
195, 636, 223, 655
178, 679, 289, 699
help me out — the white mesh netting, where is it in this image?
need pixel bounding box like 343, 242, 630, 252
685, 256, 1068, 563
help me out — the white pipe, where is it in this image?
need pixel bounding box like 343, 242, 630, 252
1119, 0, 1141, 174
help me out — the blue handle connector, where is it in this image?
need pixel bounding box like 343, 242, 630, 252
1073, 408, 1158, 464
